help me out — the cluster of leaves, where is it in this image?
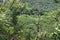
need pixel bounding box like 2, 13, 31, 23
0, 0, 60, 40
0, 0, 38, 40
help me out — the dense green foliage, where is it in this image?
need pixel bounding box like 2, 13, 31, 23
22, 0, 60, 12
0, 0, 60, 40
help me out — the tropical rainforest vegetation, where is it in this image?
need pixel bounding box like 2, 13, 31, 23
0, 0, 60, 40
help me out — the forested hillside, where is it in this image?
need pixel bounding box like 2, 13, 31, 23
22, 0, 60, 12
0, 0, 60, 40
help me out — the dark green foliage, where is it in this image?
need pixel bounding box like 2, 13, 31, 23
54, 0, 59, 3
0, 0, 60, 40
